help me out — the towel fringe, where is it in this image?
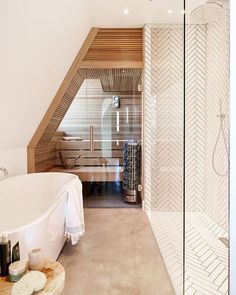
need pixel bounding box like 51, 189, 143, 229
65, 230, 85, 245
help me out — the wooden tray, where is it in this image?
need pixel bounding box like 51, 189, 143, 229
0, 260, 65, 295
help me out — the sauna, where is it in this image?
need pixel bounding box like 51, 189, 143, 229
28, 28, 143, 207
50, 69, 142, 206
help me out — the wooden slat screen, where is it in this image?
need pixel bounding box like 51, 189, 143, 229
36, 70, 86, 148
34, 142, 57, 172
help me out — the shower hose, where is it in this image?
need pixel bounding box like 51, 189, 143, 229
212, 99, 229, 177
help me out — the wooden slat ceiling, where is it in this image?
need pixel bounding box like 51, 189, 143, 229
83, 69, 142, 92
84, 29, 143, 62
99, 69, 142, 92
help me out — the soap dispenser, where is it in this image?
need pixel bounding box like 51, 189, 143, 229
0, 232, 11, 276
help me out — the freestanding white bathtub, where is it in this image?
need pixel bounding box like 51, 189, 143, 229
0, 172, 80, 261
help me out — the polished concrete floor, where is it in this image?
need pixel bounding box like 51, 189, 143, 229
59, 209, 174, 295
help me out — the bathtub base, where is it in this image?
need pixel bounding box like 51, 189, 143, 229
9, 193, 68, 261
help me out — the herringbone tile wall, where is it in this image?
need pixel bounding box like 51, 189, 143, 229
144, 24, 206, 212
144, 24, 184, 212
185, 25, 206, 212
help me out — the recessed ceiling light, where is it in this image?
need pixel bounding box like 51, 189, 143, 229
124, 9, 129, 14
168, 9, 173, 14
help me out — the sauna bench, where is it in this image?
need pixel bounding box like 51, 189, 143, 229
49, 166, 124, 182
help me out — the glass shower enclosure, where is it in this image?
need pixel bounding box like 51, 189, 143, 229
144, 0, 230, 294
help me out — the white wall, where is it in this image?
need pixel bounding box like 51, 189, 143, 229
0, 148, 27, 178
0, 0, 91, 175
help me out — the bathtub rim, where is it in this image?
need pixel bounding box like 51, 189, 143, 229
0, 172, 79, 235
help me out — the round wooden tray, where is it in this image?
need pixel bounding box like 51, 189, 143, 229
0, 260, 65, 295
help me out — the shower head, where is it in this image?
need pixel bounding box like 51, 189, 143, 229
190, 0, 227, 24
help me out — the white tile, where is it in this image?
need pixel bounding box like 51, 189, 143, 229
185, 287, 197, 295
206, 260, 222, 274
214, 269, 228, 287
209, 264, 225, 281
219, 277, 228, 294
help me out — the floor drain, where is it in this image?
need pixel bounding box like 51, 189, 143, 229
219, 238, 229, 248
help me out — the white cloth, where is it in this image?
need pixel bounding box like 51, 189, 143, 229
62, 177, 85, 245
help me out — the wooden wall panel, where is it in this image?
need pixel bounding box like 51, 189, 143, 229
34, 142, 57, 172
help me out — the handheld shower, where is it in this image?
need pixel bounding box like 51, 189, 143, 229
212, 100, 229, 177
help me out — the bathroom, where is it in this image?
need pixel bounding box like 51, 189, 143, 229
0, 0, 234, 294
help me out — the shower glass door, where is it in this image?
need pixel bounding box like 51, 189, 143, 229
184, 0, 230, 293
83, 69, 142, 208
143, 0, 185, 293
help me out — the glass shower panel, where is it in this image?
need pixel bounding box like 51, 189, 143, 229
185, 0, 230, 293
143, 0, 185, 293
